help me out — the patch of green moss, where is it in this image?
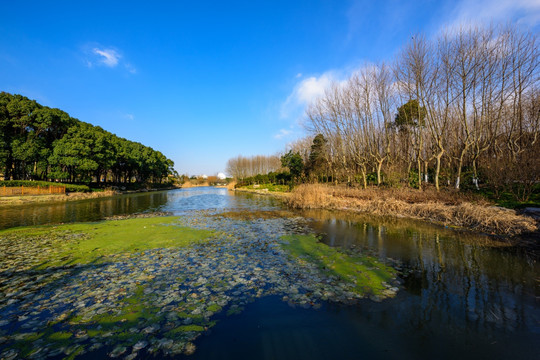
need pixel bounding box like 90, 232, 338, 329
170, 325, 205, 333
280, 234, 396, 297
206, 304, 222, 312
64, 345, 84, 360
48, 331, 73, 341
0, 216, 214, 267
70, 285, 160, 330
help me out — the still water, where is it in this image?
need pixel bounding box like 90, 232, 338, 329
0, 188, 538, 359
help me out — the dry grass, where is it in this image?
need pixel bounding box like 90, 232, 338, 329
0, 190, 117, 207
287, 184, 537, 236
181, 181, 210, 188
214, 181, 237, 190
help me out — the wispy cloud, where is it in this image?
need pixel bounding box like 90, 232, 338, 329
281, 72, 333, 119
274, 128, 292, 139
83, 44, 137, 73
123, 113, 134, 121
93, 48, 120, 67
124, 63, 137, 74
444, 0, 540, 28
280, 69, 350, 121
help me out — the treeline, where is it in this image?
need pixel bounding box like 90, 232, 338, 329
226, 155, 281, 180
229, 25, 540, 202
0, 92, 175, 183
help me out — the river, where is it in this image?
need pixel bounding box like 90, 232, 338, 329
0, 187, 538, 359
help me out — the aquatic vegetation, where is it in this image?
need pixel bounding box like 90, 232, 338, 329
280, 234, 397, 298
0, 210, 401, 359
214, 210, 294, 220
0, 216, 214, 267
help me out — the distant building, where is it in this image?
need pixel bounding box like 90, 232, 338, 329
217, 172, 226, 180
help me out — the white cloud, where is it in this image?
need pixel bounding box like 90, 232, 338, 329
280, 69, 354, 121
295, 75, 334, 104
445, 0, 540, 28
93, 48, 121, 67
295, 72, 302, 78
123, 113, 134, 121
274, 128, 292, 139
83, 44, 136, 74
281, 71, 338, 119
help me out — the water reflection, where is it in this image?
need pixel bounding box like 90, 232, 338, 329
162, 187, 282, 214
188, 207, 538, 359
0, 191, 170, 230
302, 209, 539, 341
0, 187, 281, 230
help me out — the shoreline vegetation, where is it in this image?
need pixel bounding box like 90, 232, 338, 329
0, 183, 179, 207
0, 178, 236, 207
234, 184, 538, 237
0, 179, 235, 207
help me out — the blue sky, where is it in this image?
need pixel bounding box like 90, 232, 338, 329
1, 0, 538, 175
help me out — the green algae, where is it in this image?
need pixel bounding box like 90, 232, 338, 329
206, 304, 222, 312
280, 234, 396, 297
0, 216, 214, 267
48, 331, 73, 341
169, 325, 205, 333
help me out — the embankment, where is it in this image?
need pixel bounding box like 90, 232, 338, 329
0, 190, 118, 206
241, 184, 537, 236
0, 186, 178, 207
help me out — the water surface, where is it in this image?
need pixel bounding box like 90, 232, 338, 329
0, 187, 537, 359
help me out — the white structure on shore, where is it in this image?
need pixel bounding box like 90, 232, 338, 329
217, 172, 226, 180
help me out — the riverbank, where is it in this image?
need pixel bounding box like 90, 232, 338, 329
233, 187, 291, 198
0, 187, 179, 207
235, 184, 537, 236
0, 190, 118, 206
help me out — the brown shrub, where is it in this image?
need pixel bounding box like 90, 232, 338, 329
286, 184, 536, 236
287, 184, 333, 209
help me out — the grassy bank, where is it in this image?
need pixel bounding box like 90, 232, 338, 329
280, 234, 397, 298
238, 183, 289, 192
0, 216, 214, 268
285, 184, 537, 236
233, 184, 291, 198
0, 190, 118, 207
0, 180, 91, 192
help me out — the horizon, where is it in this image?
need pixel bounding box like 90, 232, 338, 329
1, 0, 538, 175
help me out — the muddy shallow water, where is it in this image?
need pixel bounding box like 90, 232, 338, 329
0, 187, 538, 359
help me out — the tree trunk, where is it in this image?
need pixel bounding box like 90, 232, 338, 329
360, 166, 367, 189
455, 147, 467, 190
417, 158, 422, 189
434, 152, 444, 191
376, 160, 383, 186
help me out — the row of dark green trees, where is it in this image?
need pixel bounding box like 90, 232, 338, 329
0, 92, 175, 184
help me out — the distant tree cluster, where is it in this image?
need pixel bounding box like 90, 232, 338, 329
225, 154, 282, 180
0, 92, 175, 183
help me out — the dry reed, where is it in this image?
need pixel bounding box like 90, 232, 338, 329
287, 184, 537, 236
